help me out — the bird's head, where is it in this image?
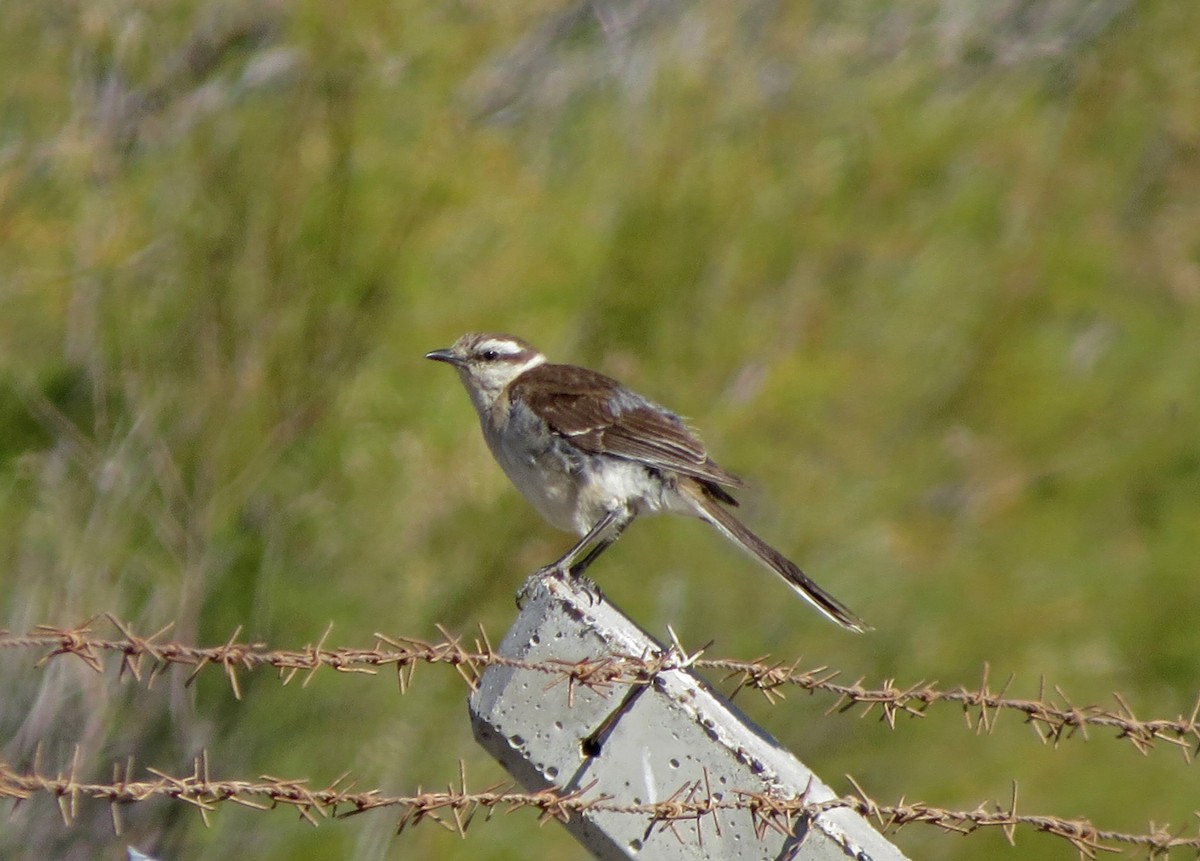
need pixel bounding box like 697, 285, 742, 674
426, 332, 546, 414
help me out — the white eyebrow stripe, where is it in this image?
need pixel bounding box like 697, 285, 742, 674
478, 338, 525, 356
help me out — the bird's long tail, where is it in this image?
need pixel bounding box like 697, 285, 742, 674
685, 486, 871, 633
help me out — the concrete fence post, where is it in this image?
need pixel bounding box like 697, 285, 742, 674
469, 575, 911, 860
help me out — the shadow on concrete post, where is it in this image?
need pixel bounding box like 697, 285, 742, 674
469, 574, 911, 861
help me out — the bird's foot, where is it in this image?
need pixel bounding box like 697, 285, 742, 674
516, 563, 604, 608
569, 568, 605, 606
517, 563, 565, 608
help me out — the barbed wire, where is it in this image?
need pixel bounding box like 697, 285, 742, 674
0, 756, 1196, 858
2, 615, 1198, 761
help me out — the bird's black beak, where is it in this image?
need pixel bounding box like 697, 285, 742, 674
425, 348, 463, 366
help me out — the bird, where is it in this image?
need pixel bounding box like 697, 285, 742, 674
425, 332, 869, 632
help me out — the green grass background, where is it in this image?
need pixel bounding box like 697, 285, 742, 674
2, 2, 1199, 859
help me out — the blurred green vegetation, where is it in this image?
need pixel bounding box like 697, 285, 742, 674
2, 1, 1198, 859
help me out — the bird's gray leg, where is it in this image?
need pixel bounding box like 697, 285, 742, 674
518, 508, 635, 607
568, 509, 635, 577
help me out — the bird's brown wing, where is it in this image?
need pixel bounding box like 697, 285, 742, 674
510, 363, 745, 491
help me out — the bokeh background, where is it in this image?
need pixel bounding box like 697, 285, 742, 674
2, 1, 1198, 859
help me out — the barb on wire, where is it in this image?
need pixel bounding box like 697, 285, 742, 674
1, 759, 1197, 857
2, 617, 1199, 760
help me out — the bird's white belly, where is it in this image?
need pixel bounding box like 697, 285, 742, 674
493, 442, 581, 533
577, 458, 672, 525
489, 431, 679, 537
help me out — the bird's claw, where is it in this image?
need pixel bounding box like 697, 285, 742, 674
570, 569, 604, 606
517, 564, 562, 608
516, 563, 604, 608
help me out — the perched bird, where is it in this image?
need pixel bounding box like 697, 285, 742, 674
426, 332, 869, 632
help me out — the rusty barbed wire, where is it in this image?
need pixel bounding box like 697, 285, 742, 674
2, 615, 1199, 760
1, 757, 1196, 858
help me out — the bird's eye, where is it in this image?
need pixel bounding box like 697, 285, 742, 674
480, 350, 500, 361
